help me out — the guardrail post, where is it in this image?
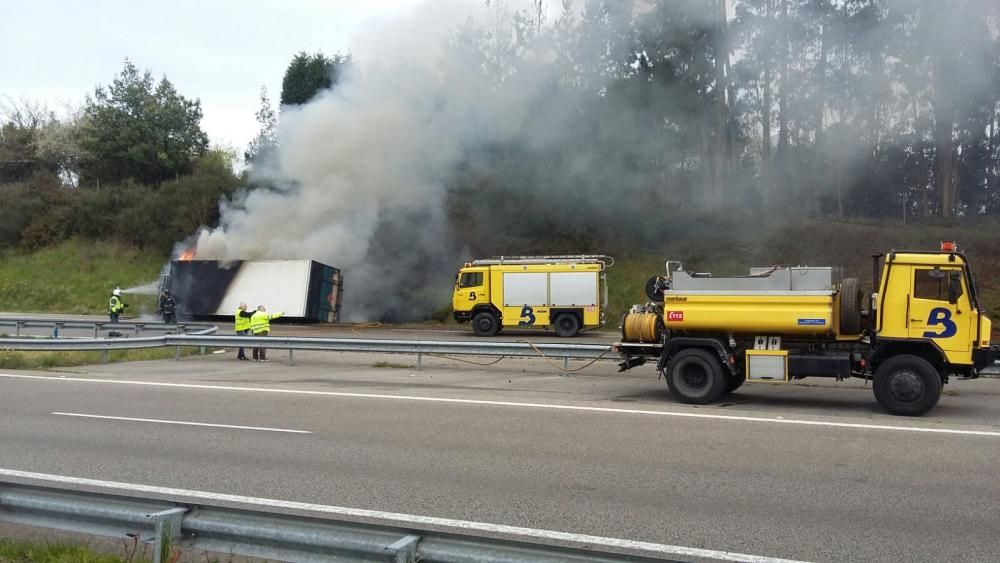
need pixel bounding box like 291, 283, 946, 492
100, 349, 109, 364
94, 323, 100, 338
416, 353, 423, 371
384, 535, 420, 563
15, 321, 21, 338
148, 507, 186, 563
53, 322, 63, 338
135, 323, 143, 336
175, 346, 181, 361
288, 349, 294, 366
564, 357, 569, 370
199, 346, 206, 355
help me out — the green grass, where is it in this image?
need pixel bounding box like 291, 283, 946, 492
0, 538, 123, 563
0, 347, 207, 370
0, 239, 165, 315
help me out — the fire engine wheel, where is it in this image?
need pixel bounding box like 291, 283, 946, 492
472, 311, 500, 337
872, 355, 942, 416
665, 348, 728, 404
839, 278, 862, 335
554, 313, 581, 337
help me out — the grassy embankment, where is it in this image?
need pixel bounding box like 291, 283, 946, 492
0, 240, 203, 369
0, 239, 164, 314
1, 220, 998, 340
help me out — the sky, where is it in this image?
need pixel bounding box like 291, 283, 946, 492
0, 0, 453, 154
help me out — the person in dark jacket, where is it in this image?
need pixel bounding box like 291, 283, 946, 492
159, 290, 177, 324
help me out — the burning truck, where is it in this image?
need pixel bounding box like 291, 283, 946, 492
161, 252, 343, 323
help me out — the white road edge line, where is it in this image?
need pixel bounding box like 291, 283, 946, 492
0, 468, 807, 563
50, 412, 311, 434
3, 372, 998, 438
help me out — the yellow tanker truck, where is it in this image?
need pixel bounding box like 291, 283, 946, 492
616, 242, 997, 416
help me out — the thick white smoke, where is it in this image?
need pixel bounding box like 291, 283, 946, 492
195, 1, 561, 321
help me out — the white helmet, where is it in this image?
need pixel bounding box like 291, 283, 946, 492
113, 288, 122, 296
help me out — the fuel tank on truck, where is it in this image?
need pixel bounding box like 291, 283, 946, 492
662, 266, 842, 336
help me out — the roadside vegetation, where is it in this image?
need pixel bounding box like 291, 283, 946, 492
0, 239, 162, 315
1, 217, 996, 340
0, 347, 208, 370
0, 538, 123, 563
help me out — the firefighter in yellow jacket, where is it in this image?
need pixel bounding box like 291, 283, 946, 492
250, 305, 283, 362
234, 302, 253, 361
108, 287, 127, 322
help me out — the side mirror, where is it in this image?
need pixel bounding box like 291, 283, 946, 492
948, 271, 963, 305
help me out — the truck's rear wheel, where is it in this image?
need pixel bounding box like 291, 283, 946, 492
725, 373, 746, 394
664, 349, 728, 404
472, 311, 500, 337
554, 313, 581, 337
839, 277, 862, 335
872, 355, 942, 416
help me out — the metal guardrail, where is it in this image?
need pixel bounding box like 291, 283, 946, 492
0, 333, 613, 368
0, 317, 217, 338
0, 479, 669, 563
0, 318, 993, 373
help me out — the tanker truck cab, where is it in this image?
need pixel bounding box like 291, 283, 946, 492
872, 247, 992, 376
452, 255, 612, 337
616, 242, 995, 416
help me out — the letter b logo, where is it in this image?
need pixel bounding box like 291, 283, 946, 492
923, 307, 957, 338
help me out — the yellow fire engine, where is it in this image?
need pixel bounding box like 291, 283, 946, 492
452, 255, 612, 337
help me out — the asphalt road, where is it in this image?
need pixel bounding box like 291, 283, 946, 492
1, 351, 998, 562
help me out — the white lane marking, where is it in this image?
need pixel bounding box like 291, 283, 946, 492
3, 373, 998, 438
0, 468, 807, 563
50, 412, 310, 434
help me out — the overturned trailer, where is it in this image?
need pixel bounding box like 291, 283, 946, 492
164, 260, 343, 323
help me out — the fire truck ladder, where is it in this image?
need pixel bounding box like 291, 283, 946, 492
469, 255, 614, 267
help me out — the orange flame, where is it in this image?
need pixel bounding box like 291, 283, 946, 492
178, 249, 196, 261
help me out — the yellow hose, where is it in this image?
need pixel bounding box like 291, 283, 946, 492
621, 312, 662, 343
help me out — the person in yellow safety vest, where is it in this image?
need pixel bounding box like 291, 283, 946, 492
235, 302, 254, 361
250, 305, 283, 362
108, 287, 127, 322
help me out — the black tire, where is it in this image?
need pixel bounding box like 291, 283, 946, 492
725, 373, 746, 394
645, 276, 665, 302
872, 354, 942, 416
664, 348, 728, 404
839, 277, 862, 335
472, 311, 500, 337
553, 313, 581, 337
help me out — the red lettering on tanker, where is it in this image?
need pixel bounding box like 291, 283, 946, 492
667, 311, 684, 322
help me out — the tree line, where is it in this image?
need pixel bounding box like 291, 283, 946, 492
445, 0, 999, 248
0, 52, 346, 252
1, 1, 997, 256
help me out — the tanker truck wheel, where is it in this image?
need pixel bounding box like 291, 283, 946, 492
839, 278, 863, 335
472, 311, 500, 337
664, 348, 728, 404
872, 355, 942, 416
724, 373, 746, 394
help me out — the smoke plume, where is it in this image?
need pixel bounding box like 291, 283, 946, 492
194, 0, 585, 321
192, 0, 1000, 321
